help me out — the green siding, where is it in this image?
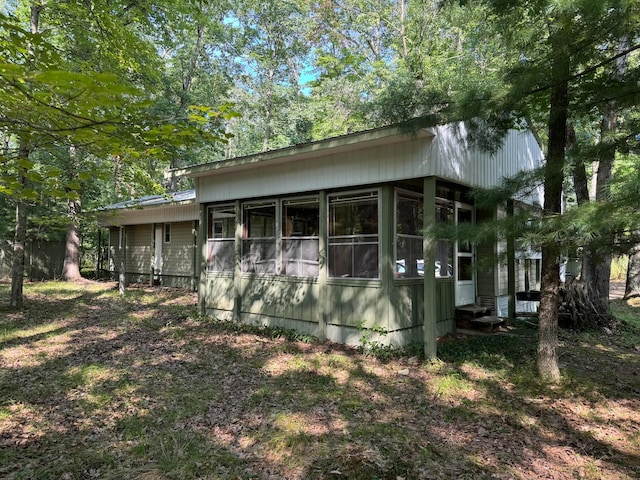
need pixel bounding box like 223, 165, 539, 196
162, 221, 195, 277
326, 282, 385, 329
239, 276, 320, 323
435, 278, 455, 336
203, 275, 235, 318
126, 224, 152, 279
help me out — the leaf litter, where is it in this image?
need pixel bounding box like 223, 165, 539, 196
0, 281, 639, 479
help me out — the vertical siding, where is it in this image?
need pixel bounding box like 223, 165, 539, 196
475, 207, 498, 312
125, 224, 152, 276
435, 279, 456, 336
203, 275, 235, 319
238, 276, 320, 327
326, 282, 385, 329
108, 227, 121, 275
162, 221, 195, 277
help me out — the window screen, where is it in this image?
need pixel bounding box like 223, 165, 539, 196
395, 191, 424, 278
328, 191, 379, 279
242, 202, 276, 273
207, 205, 235, 273
282, 198, 319, 277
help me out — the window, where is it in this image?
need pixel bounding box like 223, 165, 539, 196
242, 202, 276, 273
435, 199, 454, 278
282, 198, 319, 276
395, 191, 424, 278
328, 191, 379, 279
456, 204, 474, 281
164, 223, 171, 243
207, 205, 235, 273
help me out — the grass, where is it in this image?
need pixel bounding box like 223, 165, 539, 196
0, 280, 639, 479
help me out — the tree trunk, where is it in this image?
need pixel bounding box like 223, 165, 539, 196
625, 245, 640, 299
10, 140, 29, 308
62, 198, 83, 281
537, 19, 570, 382
578, 38, 629, 318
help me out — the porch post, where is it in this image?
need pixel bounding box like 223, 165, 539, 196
317, 190, 327, 342
198, 205, 207, 315
233, 200, 242, 322
507, 200, 516, 324
192, 219, 199, 292
118, 225, 126, 295
423, 177, 437, 359
150, 223, 155, 287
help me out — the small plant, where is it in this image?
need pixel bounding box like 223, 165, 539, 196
358, 321, 396, 359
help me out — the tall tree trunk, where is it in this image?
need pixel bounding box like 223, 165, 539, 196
538, 19, 570, 382
62, 198, 83, 281
62, 145, 83, 281
578, 37, 629, 319
625, 245, 640, 299
10, 139, 29, 308
168, 22, 205, 191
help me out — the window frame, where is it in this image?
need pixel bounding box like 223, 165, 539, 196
163, 223, 171, 244
435, 198, 454, 279
281, 196, 320, 277
206, 204, 236, 273
327, 188, 381, 280
394, 189, 424, 279
242, 200, 277, 274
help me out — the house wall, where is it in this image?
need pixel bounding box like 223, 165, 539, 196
203, 272, 455, 347
201, 182, 457, 348
107, 222, 197, 289
161, 221, 197, 289
125, 224, 152, 284
196, 127, 543, 205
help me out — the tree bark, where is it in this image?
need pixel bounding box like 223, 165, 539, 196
578, 37, 629, 318
538, 18, 570, 382
62, 198, 83, 281
10, 139, 29, 308
625, 245, 640, 299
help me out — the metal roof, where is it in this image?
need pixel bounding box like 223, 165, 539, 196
100, 189, 195, 211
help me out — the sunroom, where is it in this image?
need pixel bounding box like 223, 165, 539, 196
172, 123, 544, 356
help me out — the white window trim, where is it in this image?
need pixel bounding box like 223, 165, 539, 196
164, 223, 171, 244
394, 188, 424, 280
207, 204, 236, 273
327, 188, 381, 280
242, 200, 278, 274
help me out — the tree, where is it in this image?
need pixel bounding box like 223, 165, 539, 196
375, 0, 640, 379
1, 5, 232, 304
626, 247, 640, 299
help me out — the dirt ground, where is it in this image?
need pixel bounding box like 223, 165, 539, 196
1, 282, 639, 479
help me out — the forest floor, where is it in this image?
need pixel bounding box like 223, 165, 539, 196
0, 281, 639, 480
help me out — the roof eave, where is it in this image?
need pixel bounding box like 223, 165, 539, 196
167, 126, 433, 180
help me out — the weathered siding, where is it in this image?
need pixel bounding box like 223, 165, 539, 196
475, 208, 497, 313
197, 128, 543, 205
435, 279, 456, 336
125, 224, 152, 283
202, 275, 235, 320
161, 221, 196, 288
108, 227, 121, 274
203, 272, 456, 348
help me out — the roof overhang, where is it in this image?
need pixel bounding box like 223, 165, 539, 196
167, 125, 434, 180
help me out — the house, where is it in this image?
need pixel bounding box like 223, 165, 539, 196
99, 190, 199, 290
159, 122, 544, 356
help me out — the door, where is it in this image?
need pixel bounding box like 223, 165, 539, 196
455, 203, 475, 306
154, 224, 163, 279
